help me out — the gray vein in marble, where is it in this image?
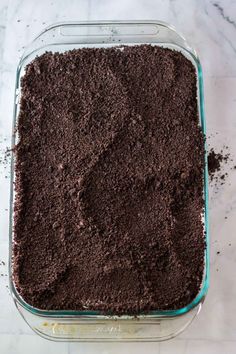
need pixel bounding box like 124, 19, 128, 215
213, 2, 236, 29
203, 1, 236, 58
217, 28, 236, 55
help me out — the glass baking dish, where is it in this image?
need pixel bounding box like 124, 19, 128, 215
9, 21, 209, 342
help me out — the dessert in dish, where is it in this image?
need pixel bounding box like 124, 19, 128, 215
13, 45, 205, 314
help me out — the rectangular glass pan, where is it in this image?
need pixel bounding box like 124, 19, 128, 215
9, 21, 209, 341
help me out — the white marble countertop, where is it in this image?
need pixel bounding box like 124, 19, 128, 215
0, 0, 236, 353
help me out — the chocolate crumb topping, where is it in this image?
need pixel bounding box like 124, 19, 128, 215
13, 45, 205, 314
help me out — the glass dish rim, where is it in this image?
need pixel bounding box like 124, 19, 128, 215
9, 20, 209, 319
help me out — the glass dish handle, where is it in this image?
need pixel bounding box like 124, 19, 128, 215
21, 21, 197, 61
